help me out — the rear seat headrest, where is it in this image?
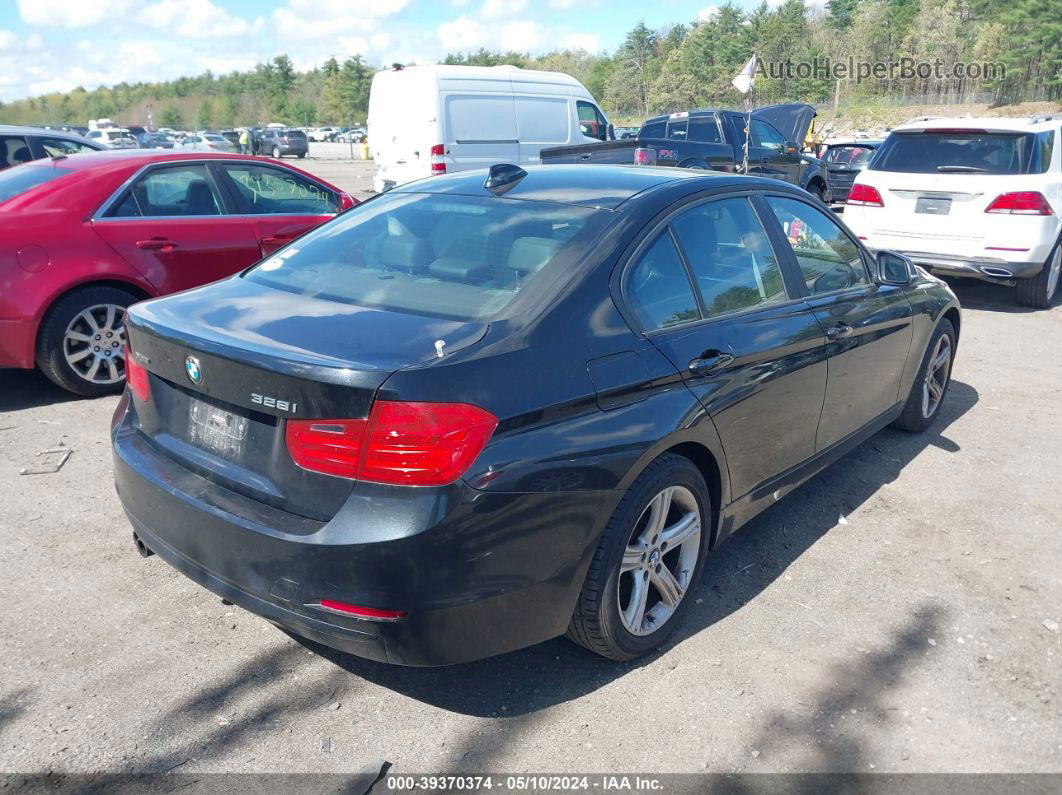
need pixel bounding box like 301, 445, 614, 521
380, 236, 433, 273
507, 236, 561, 274
428, 257, 492, 284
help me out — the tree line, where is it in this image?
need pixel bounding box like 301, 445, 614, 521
0, 0, 1056, 129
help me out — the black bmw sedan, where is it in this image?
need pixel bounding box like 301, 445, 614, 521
112, 164, 960, 665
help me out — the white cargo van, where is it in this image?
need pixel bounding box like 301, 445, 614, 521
368, 64, 613, 193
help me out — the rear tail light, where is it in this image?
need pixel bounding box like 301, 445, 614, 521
430, 144, 446, 174
984, 191, 1054, 216
124, 343, 150, 402
634, 147, 657, 166
285, 401, 497, 486
848, 183, 884, 207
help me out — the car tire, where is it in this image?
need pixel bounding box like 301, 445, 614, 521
272, 146, 281, 159
807, 182, 825, 202
567, 453, 711, 661
891, 317, 956, 433
297, 152, 306, 159
1015, 241, 1061, 309
35, 285, 139, 397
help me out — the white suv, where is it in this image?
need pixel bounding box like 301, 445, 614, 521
844, 116, 1061, 308
86, 128, 138, 150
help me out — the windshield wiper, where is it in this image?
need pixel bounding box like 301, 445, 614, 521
936, 165, 988, 172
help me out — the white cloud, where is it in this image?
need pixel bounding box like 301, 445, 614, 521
17, 0, 130, 28
499, 19, 540, 50
437, 16, 487, 51
138, 0, 255, 38
547, 0, 580, 8
697, 6, 720, 22
482, 0, 528, 19
272, 0, 410, 40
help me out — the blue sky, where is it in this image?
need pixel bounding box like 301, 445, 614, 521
0, 0, 751, 101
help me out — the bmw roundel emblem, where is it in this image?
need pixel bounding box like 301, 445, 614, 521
185, 355, 203, 385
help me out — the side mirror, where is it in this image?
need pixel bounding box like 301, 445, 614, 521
607, 122, 616, 141
785, 141, 799, 155
876, 250, 913, 285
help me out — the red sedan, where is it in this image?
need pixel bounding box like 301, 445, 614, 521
0, 150, 355, 395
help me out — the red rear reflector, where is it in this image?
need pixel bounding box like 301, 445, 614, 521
430, 144, 446, 174
984, 191, 1053, 216
634, 147, 656, 166
285, 401, 497, 486
125, 343, 150, 402
316, 599, 407, 621
848, 183, 884, 207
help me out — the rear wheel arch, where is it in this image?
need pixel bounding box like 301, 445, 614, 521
665, 442, 724, 549
678, 159, 709, 170
805, 176, 827, 199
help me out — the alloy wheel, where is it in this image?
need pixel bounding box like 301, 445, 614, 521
63, 303, 127, 385
921, 333, 951, 419
617, 485, 701, 636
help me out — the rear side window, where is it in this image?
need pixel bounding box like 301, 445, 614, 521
106, 164, 225, 217
0, 165, 73, 202
626, 233, 699, 330
1, 135, 32, 168
245, 192, 602, 322
1037, 131, 1055, 172
639, 121, 665, 139
666, 119, 688, 140
38, 137, 100, 156
872, 131, 1037, 174
222, 163, 337, 215
688, 116, 722, 143
671, 197, 788, 317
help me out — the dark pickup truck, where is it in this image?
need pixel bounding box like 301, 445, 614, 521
542, 103, 829, 200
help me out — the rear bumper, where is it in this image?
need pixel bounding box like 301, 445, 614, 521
111, 398, 612, 665
0, 317, 34, 369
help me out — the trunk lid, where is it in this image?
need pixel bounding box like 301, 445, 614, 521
125, 276, 487, 520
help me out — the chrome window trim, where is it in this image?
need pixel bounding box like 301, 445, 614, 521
91, 158, 336, 221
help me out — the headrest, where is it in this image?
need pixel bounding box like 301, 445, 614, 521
506, 236, 561, 274
428, 257, 492, 284
379, 235, 433, 273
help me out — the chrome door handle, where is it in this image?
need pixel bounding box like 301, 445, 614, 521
688, 351, 734, 374
825, 323, 853, 340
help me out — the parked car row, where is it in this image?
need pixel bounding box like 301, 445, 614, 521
0, 150, 355, 395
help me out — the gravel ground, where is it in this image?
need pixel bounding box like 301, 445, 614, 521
0, 172, 1060, 777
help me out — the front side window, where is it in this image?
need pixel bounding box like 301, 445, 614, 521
752, 120, 785, 153
222, 163, 338, 215
671, 197, 787, 318
666, 119, 688, 140
766, 196, 869, 294
245, 192, 603, 322
107, 164, 224, 217
577, 101, 608, 141
38, 137, 99, 156
626, 233, 699, 331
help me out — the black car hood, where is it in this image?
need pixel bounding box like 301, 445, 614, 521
751, 104, 817, 145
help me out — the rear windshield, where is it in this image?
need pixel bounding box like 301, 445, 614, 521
284, 130, 307, 139
825, 144, 876, 167
0, 165, 73, 203
245, 192, 602, 321
871, 131, 1039, 174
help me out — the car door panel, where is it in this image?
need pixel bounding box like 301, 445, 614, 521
805, 286, 914, 449
623, 195, 829, 501
649, 305, 828, 498
761, 194, 915, 450
91, 162, 261, 294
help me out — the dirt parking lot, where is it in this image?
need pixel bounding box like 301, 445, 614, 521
0, 157, 1060, 777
